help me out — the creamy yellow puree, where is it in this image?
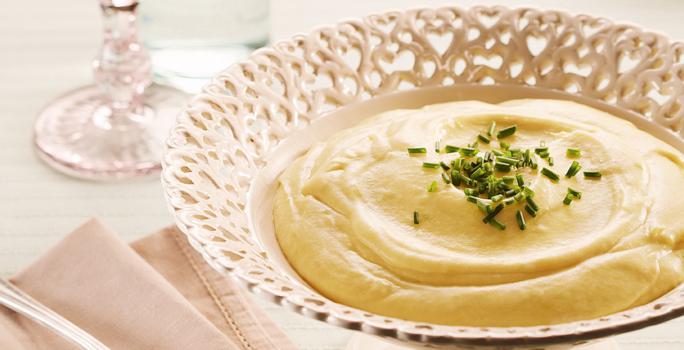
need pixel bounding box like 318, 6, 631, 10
273, 99, 684, 326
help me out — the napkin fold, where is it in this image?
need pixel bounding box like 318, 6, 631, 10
0, 219, 297, 350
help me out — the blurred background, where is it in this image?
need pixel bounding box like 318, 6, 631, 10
1, 0, 683, 349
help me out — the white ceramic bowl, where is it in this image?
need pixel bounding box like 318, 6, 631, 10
162, 6, 684, 349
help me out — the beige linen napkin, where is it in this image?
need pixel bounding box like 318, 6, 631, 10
0, 219, 297, 350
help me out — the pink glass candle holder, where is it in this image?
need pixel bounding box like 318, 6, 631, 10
33, 0, 187, 180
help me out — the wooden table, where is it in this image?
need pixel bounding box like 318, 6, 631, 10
1, 0, 682, 348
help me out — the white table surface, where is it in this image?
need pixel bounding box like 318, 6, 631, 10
1, 0, 683, 349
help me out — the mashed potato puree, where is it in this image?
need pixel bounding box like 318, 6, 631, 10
273, 99, 684, 326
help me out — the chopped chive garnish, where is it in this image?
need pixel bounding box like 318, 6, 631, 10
489, 218, 506, 230
413, 211, 419, 224
563, 193, 574, 205
494, 162, 511, 172
567, 148, 581, 158
441, 172, 451, 184
440, 161, 450, 171
482, 204, 504, 223
417, 125, 593, 231
497, 125, 517, 139
565, 160, 582, 178
516, 210, 526, 230
488, 121, 496, 136
407, 147, 427, 154
445, 145, 460, 153
541, 167, 560, 182
583, 171, 602, 178
568, 187, 582, 199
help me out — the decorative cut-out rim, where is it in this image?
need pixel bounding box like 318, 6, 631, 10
162, 6, 684, 348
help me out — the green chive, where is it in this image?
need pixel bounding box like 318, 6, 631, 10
471, 167, 487, 179
502, 176, 516, 184
491, 194, 504, 202
568, 187, 582, 199
522, 186, 535, 198
516, 173, 525, 187
514, 191, 526, 202
413, 211, 419, 224
496, 156, 519, 165
526, 197, 539, 211
453, 158, 462, 170
516, 210, 526, 230
488, 121, 496, 136
459, 147, 478, 157
441, 172, 451, 184
525, 204, 538, 217
435, 140, 440, 153
482, 204, 504, 223
530, 155, 538, 169
477, 200, 490, 213
504, 198, 516, 206
567, 148, 581, 158
440, 161, 450, 171
489, 218, 506, 230
451, 170, 461, 186
427, 181, 438, 192
504, 189, 518, 197
563, 193, 574, 205
500, 141, 510, 150
478, 134, 491, 144
583, 171, 602, 178
565, 160, 582, 178
548, 157, 554, 166
534, 147, 548, 154
423, 162, 440, 169
445, 145, 460, 153
541, 167, 560, 182
492, 149, 504, 156
466, 196, 478, 203
408, 147, 427, 154
464, 188, 478, 196
497, 125, 517, 139
495, 162, 511, 172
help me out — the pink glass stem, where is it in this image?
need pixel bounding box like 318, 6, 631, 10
93, 0, 151, 120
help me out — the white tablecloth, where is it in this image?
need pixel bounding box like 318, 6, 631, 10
1, 0, 683, 349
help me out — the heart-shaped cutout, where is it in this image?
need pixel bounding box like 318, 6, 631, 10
526, 33, 548, 56
428, 31, 454, 56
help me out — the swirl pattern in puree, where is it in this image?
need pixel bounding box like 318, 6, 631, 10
273, 99, 684, 326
